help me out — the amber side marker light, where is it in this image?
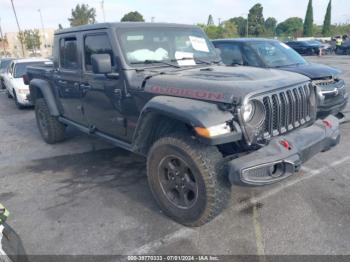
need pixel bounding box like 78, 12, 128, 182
194, 127, 211, 138
194, 123, 231, 138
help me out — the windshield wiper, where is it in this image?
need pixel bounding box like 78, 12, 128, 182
131, 59, 180, 68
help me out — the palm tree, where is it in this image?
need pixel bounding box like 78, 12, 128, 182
68, 4, 96, 27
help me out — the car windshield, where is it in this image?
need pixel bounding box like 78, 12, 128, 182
14, 61, 51, 78
0, 59, 12, 71
116, 26, 219, 67
247, 41, 307, 68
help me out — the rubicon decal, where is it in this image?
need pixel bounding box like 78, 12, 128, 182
147, 86, 225, 101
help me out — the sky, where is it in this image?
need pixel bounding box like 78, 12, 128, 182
0, 0, 349, 33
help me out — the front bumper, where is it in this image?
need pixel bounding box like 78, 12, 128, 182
228, 115, 340, 186
17, 92, 33, 106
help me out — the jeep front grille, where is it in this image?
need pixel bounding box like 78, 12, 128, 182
261, 84, 315, 139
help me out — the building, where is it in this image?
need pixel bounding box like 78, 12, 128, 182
3, 27, 55, 58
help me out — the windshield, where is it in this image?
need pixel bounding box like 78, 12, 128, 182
306, 40, 321, 45
116, 27, 219, 67
247, 41, 307, 68
14, 61, 51, 78
0, 59, 12, 71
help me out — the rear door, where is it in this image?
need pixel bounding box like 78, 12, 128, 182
53, 35, 87, 125
81, 31, 127, 139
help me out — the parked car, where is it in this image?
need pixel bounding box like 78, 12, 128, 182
285, 40, 322, 56
26, 23, 340, 226
212, 38, 348, 118
3, 58, 52, 109
0, 58, 14, 89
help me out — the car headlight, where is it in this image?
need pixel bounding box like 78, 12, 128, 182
241, 100, 266, 127
17, 89, 29, 94
242, 101, 255, 122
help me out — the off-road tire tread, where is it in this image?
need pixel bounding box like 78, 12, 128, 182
147, 133, 231, 227
35, 98, 65, 144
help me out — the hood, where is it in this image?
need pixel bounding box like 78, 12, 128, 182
142, 65, 310, 104
279, 63, 341, 79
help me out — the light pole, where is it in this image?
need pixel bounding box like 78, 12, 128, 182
100, 1, 106, 22
10, 0, 25, 56
38, 9, 47, 51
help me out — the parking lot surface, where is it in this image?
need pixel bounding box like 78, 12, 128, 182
0, 56, 350, 257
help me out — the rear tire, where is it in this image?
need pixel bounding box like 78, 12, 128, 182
35, 98, 65, 144
147, 133, 231, 227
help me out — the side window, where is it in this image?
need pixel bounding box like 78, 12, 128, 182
84, 34, 115, 71
215, 43, 243, 66
60, 37, 79, 70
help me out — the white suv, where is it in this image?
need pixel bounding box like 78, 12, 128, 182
4, 58, 52, 109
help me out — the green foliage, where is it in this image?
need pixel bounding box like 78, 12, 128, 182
229, 17, 247, 37
322, 0, 332, 36
17, 29, 41, 54
276, 17, 303, 37
248, 3, 265, 36
121, 11, 144, 22
68, 4, 96, 27
207, 15, 214, 26
303, 0, 314, 36
265, 17, 277, 36
199, 21, 237, 39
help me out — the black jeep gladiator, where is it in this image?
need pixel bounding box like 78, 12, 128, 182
26, 23, 340, 226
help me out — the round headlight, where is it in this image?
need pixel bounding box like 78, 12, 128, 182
242, 101, 255, 122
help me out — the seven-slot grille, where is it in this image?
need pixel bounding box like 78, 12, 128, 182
261, 84, 314, 138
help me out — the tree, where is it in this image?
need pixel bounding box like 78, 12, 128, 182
322, 0, 332, 36
121, 11, 144, 22
207, 15, 214, 26
276, 17, 303, 37
248, 3, 265, 36
17, 29, 41, 55
229, 17, 247, 37
68, 4, 96, 27
265, 17, 277, 35
303, 0, 314, 36
199, 21, 237, 39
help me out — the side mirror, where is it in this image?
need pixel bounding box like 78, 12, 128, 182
91, 54, 112, 74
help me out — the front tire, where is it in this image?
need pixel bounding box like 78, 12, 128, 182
147, 133, 231, 227
35, 98, 65, 144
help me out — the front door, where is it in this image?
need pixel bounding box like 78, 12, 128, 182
54, 35, 86, 125
81, 32, 127, 139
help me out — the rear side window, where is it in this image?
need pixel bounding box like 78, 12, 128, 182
60, 37, 79, 70
84, 34, 115, 71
